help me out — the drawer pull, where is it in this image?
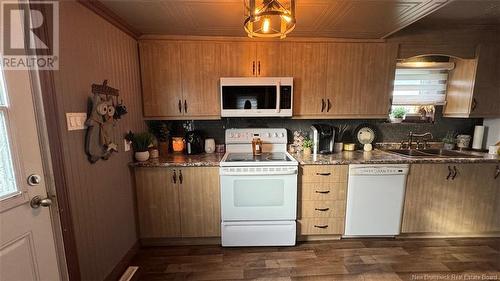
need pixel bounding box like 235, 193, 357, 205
316, 172, 331, 176
314, 225, 328, 229
315, 190, 330, 194
315, 208, 330, 212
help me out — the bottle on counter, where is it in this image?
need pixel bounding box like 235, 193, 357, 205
252, 137, 263, 156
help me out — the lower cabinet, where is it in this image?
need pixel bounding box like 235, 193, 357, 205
134, 167, 220, 239
402, 163, 500, 234
297, 165, 348, 236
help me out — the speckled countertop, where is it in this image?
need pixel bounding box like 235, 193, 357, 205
130, 150, 499, 167
131, 153, 224, 167
294, 149, 500, 165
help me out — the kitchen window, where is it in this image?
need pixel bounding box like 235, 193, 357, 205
391, 61, 454, 120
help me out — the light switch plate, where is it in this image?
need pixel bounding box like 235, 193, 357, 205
124, 139, 131, 152
66, 113, 87, 131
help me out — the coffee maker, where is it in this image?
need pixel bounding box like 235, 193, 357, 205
310, 124, 335, 154
185, 130, 204, 155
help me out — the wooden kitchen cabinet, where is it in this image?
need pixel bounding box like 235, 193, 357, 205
178, 167, 220, 237
134, 167, 181, 238
444, 44, 500, 118
139, 41, 182, 118
291, 43, 397, 118
140, 40, 221, 119
134, 167, 220, 239
289, 43, 329, 117
326, 43, 398, 118
180, 42, 221, 118
219, 42, 256, 77
297, 165, 348, 236
402, 163, 500, 234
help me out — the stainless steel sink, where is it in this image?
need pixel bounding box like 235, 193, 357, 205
385, 149, 482, 158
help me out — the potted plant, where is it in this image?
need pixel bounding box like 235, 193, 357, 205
443, 131, 456, 150
334, 124, 349, 152
132, 132, 154, 162
148, 121, 170, 157
303, 138, 313, 155
390, 107, 407, 123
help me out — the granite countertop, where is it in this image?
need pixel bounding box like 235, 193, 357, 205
293, 149, 500, 165
131, 150, 499, 167
131, 153, 224, 167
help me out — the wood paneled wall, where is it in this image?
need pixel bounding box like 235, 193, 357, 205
53, 2, 144, 280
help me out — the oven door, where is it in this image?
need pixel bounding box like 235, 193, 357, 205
220, 169, 297, 221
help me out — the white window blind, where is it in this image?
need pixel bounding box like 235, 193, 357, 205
392, 68, 449, 105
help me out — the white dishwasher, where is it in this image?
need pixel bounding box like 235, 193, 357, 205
344, 164, 409, 237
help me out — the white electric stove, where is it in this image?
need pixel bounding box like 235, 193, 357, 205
220, 128, 298, 247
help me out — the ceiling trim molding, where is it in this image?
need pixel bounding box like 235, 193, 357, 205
139, 34, 386, 43
77, 0, 141, 39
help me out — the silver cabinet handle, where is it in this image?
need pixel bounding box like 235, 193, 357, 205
315, 208, 330, 212
316, 172, 331, 176
30, 196, 52, 209
172, 170, 177, 184
179, 170, 183, 184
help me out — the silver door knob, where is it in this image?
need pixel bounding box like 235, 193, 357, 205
30, 196, 52, 209
27, 174, 41, 186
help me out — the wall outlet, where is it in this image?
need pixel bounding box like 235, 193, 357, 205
66, 113, 87, 131
124, 139, 131, 152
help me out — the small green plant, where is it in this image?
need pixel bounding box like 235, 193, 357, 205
132, 132, 154, 152
391, 107, 407, 119
303, 138, 313, 149
443, 131, 456, 144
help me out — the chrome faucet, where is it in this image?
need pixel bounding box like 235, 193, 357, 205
402, 131, 434, 150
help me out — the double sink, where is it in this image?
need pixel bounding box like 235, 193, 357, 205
385, 148, 482, 158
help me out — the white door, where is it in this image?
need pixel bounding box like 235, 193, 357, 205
0, 64, 61, 279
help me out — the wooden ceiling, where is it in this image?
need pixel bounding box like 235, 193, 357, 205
99, 0, 451, 39
415, 0, 500, 26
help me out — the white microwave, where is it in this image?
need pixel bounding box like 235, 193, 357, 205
220, 77, 293, 117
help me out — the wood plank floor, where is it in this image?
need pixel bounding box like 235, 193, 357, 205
129, 238, 500, 281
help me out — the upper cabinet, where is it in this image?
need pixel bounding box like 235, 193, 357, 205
139, 39, 398, 119
444, 44, 500, 118
140, 40, 221, 119
291, 43, 397, 118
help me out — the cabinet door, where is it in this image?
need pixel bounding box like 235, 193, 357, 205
288, 43, 328, 117
402, 164, 456, 233
255, 42, 288, 77
326, 43, 397, 118
443, 58, 477, 117
180, 42, 221, 118
178, 167, 221, 237
219, 42, 256, 77
402, 164, 500, 233
134, 168, 181, 238
470, 44, 500, 117
139, 41, 183, 117
455, 164, 500, 232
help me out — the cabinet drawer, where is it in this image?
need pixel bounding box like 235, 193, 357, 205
298, 200, 346, 218
300, 165, 347, 183
298, 218, 344, 235
299, 182, 346, 201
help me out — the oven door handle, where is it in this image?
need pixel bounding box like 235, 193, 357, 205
276, 81, 281, 113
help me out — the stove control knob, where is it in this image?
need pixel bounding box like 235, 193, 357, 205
235, 133, 241, 138
230, 133, 234, 138
274, 133, 279, 137
281, 132, 285, 138
266, 133, 271, 138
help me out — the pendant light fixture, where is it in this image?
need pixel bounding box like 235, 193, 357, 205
244, 0, 296, 39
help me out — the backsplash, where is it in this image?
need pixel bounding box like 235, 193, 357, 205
154, 107, 482, 144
